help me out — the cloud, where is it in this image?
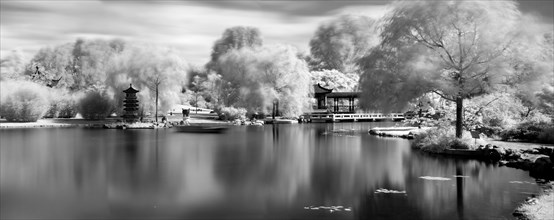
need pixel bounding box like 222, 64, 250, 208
1, 0, 390, 66
3, 0, 549, 66
109, 0, 391, 17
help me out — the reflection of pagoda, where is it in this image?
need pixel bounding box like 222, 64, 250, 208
122, 84, 139, 122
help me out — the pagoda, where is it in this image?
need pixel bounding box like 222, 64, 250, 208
122, 84, 140, 122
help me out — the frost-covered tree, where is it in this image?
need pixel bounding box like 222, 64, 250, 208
358, 0, 550, 138
0, 50, 27, 80
511, 33, 554, 116
0, 80, 50, 122
26, 39, 125, 91
207, 26, 263, 70
217, 45, 311, 116
26, 44, 73, 88
310, 69, 359, 92
309, 15, 380, 73
105, 45, 189, 116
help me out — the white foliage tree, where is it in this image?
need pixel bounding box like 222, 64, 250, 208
217, 45, 311, 117
106, 45, 189, 117
310, 69, 359, 92
358, 0, 550, 137
309, 15, 380, 73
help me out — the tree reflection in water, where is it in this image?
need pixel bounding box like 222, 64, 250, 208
0, 124, 543, 219
456, 164, 465, 220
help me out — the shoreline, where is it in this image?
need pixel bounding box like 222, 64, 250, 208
369, 127, 554, 220
0, 118, 119, 129
513, 183, 554, 220
369, 126, 431, 138
0, 117, 228, 129
0, 116, 301, 129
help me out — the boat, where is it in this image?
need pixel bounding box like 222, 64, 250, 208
174, 125, 229, 133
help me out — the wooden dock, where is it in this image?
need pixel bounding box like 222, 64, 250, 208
307, 113, 405, 122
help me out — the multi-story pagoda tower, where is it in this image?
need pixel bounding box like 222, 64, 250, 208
122, 84, 140, 122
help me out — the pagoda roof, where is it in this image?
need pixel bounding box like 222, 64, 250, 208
314, 83, 333, 94
123, 84, 139, 93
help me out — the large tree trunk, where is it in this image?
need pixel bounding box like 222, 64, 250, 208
455, 96, 463, 138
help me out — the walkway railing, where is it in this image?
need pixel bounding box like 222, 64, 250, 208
308, 113, 405, 122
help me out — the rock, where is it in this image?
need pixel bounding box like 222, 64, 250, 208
531, 156, 553, 178
506, 156, 535, 170
499, 160, 508, 166
537, 147, 554, 156
512, 209, 524, 217
480, 147, 505, 161
534, 156, 551, 164
493, 145, 499, 149
485, 144, 493, 149
497, 148, 507, 156
509, 151, 523, 160
488, 148, 503, 161
536, 147, 554, 162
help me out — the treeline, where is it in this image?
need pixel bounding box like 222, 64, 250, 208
0, 14, 377, 121
1, 0, 553, 139
1, 39, 189, 120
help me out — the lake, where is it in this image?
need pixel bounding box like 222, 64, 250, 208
0, 122, 540, 219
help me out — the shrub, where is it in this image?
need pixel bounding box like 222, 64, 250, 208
45, 89, 80, 118
500, 120, 554, 144
413, 126, 478, 153
77, 90, 113, 120
0, 80, 49, 122
218, 106, 247, 121
537, 127, 554, 144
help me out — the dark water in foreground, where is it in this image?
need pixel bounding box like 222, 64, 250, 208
0, 123, 540, 220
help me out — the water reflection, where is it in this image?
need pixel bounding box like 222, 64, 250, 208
454, 165, 462, 220
0, 123, 541, 219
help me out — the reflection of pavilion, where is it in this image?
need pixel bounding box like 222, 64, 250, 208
311, 84, 404, 122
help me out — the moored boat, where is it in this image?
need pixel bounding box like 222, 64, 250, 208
174, 125, 229, 133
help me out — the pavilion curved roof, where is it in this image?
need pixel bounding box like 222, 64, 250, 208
314, 84, 360, 98
314, 83, 333, 94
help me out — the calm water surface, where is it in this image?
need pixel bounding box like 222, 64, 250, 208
0, 123, 541, 219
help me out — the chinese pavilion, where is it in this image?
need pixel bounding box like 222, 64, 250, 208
313, 84, 360, 113
122, 84, 140, 122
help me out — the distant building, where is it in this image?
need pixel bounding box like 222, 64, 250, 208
167, 105, 215, 115
313, 84, 360, 113
122, 84, 140, 122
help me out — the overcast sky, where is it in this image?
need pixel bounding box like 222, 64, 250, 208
1, 0, 553, 66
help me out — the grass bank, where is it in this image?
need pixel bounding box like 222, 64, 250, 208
514, 183, 554, 220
